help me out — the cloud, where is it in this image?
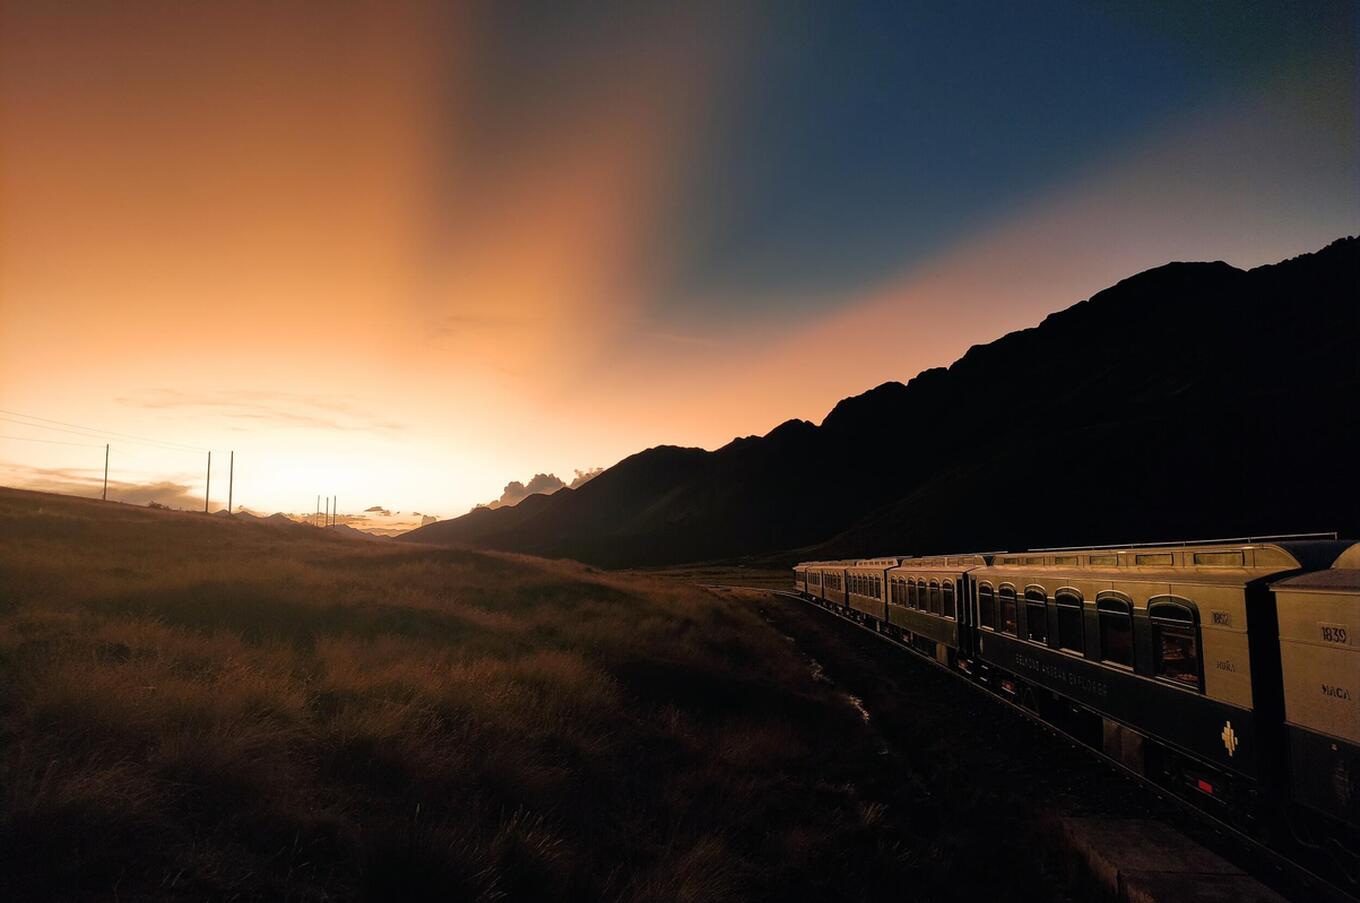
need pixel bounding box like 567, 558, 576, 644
115, 389, 404, 433
364, 505, 393, 515
477, 472, 566, 510
570, 467, 603, 488
474, 466, 607, 510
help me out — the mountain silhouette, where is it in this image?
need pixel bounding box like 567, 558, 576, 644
402, 237, 1360, 566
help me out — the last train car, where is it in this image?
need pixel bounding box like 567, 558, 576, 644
1272, 542, 1360, 860
965, 539, 1351, 831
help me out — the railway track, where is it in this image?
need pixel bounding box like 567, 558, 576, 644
715, 584, 1358, 903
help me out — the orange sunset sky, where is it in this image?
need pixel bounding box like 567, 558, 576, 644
1, 2, 1356, 522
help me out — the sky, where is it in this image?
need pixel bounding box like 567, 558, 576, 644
1, 1, 1356, 523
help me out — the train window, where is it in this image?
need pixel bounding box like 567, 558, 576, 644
1054, 590, 1084, 653
874, 577, 882, 598
1149, 599, 1201, 691
1097, 595, 1134, 668
942, 581, 956, 619
1025, 587, 1047, 643
908, 579, 919, 609
928, 580, 942, 615
998, 586, 1018, 635
978, 584, 995, 629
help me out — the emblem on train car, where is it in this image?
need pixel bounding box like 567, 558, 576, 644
1221, 721, 1238, 757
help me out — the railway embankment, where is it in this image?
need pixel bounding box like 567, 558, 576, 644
746, 587, 1324, 903
1060, 818, 1287, 903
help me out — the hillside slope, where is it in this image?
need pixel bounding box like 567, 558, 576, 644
404, 237, 1360, 565
5, 485, 1019, 900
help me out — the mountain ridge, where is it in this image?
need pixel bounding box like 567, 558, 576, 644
403, 237, 1359, 566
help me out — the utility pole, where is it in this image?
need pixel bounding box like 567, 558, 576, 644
315, 494, 320, 527
325, 496, 330, 527
102, 444, 109, 501
333, 496, 338, 527
227, 451, 234, 515
204, 451, 211, 514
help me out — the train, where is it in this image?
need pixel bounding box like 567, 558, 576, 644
794, 537, 1359, 882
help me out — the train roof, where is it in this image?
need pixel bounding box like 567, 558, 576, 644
981, 539, 1350, 572
798, 540, 1354, 579
850, 557, 903, 569
892, 554, 991, 570
1271, 541, 1360, 594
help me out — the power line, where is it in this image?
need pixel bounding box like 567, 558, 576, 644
0, 412, 206, 454
0, 434, 106, 448
0, 408, 208, 452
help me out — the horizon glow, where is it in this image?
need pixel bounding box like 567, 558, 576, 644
1, 2, 1356, 521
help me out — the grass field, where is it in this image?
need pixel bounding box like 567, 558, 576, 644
0, 487, 1066, 901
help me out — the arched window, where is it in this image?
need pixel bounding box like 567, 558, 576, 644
1054, 590, 1084, 654
928, 580, 942, 615
1150, 598, 1201, 690
909, 579, 920, 609
941, 580, 956, 620
1024, 587, 1047, 643
978, 584, 995, 629
998, 586, 1018, 635
1097, 593, 1134, 667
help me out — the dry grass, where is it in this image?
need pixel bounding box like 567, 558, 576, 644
0, 488, 934, 902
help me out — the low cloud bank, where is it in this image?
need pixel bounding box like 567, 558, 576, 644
1, 464, 207, 509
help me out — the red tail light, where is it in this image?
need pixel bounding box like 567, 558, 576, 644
1196, 779, 1213, 795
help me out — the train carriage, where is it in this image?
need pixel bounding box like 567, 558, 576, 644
1272, 542, 1360, 855
966, 540, 1351, 825
846, 558, 900, 622
885, 555, 988, 666
810, 562, 849, 610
